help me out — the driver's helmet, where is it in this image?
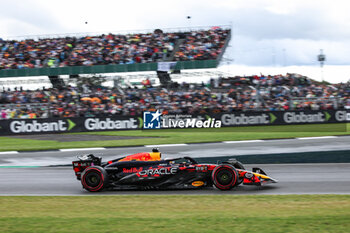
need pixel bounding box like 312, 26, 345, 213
150, 148, 161, 160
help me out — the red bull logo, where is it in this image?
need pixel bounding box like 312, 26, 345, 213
123, 167, 143, 173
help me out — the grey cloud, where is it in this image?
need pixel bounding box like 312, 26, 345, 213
184, 4, 350, 66
0, 0, 64, 36
231, 8, 348, 41
190, 4, 350, 41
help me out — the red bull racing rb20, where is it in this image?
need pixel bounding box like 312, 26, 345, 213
72, 149, 277, 192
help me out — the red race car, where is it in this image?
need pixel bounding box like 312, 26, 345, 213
72, 148, 277, 192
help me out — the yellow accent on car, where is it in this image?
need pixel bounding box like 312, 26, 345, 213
149, 152, 161, 160
192, 181, 205, 187
253, 173, 271, 180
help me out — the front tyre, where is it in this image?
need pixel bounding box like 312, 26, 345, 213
212, 165, 238, 190
81, 166, 108, 192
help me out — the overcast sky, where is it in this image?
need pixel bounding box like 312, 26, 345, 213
0, 0, 349, 68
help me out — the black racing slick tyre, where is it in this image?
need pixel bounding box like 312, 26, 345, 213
81, 166, 108, 192
212, 165, 238, 190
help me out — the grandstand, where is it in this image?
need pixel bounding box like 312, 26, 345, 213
1, 25, 350, 121
1, 72, 350, 120
0, 26, 231, 89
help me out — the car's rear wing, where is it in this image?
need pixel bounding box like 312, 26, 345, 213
72, 154, 102, 180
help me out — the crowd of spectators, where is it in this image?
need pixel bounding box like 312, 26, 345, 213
211, 73, 350, 111
0, 27, 229, 70
1, 73, 350, 119
174, 28, 229, 61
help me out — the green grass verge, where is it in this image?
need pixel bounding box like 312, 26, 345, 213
0, 123, 349, 151
0, 195, 349, 233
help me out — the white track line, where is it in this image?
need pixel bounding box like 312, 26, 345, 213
297, 136, 338, 140
0, 151, 19, 154
59, 148, 106, 152
145, 144, 187, 147
223, 140, 264, 144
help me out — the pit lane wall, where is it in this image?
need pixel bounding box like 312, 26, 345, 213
0, 110, 349, 135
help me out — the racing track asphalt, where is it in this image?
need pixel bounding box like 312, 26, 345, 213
1, 136, 350, 166
0, 136, 350, 195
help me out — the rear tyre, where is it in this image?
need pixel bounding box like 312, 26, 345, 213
81, 166, 108, 192
212, 165, 238, 190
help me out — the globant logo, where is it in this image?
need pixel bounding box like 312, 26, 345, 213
10, 120, 73, 133
221, 113, 270, 125
283, 112, 326, 123
85, 118, 138, 130
143, 111, 222, 129
335, 111, 350, 122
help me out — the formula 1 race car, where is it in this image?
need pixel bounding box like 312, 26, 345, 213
72, 149, 277, 192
